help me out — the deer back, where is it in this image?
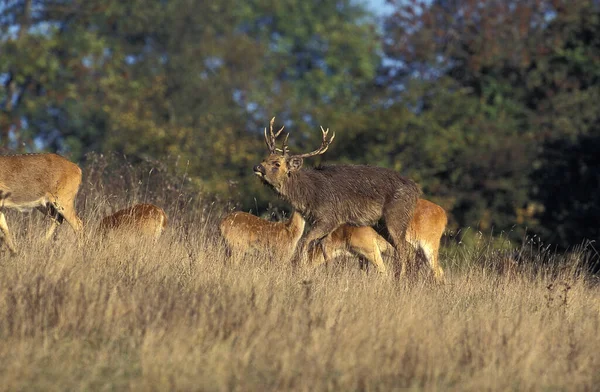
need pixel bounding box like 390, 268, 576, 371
281, 165, 421, 227
0, 153, 82, 208
406, 199, 447, 250
99, 203, 167, 238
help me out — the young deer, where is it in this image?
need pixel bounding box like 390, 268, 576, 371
219, 210, 305, 262
0, 153, 83, 254
253, 118, 421, 278
98, 203, 168, 240
306, 224, 393, 273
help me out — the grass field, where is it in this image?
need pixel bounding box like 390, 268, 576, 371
0, 155, 598, 391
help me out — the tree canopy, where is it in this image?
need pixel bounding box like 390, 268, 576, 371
2, 0, 600, 249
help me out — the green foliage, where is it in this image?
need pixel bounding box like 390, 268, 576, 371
2, 0, 600, 248
532, 132, 600, 249
2, 0, 381, 211
380, 0, 600, 246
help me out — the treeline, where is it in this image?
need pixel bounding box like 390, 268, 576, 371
1, 0, 600, 249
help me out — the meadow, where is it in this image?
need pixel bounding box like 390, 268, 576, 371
0, 155, 598, 391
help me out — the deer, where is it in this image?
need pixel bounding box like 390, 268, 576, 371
304, 218, 393, 273
253, 117, 422, 278
98, 203, 168, 240
405, 199, 447, 282
219, 199, 447, 282
219, 210, 305, 262
0, 153, 83, 254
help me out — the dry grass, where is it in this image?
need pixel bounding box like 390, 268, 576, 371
0, 156, 598, 391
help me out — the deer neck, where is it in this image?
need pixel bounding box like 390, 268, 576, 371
286, 211, 305, 259
286, 211, 306, 236
279, 171, 315, 215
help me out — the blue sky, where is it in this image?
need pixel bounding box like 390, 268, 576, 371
365, 0, 394, 15
366, 0, 433, 16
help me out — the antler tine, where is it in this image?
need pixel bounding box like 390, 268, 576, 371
274, 133, 290, 155
264, 125, 273, 151
319, 126, 336, 143
268, 117, 277, 152
281, 133, 290, 155
269, 117, 275, 139
266, 117, 286, 154
292, 125, 336, 159
273, 124, 285, 139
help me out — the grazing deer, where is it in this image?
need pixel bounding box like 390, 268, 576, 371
253, 118, 421, 277
306, 223, 393, 273
309, 199, 447, 282
98, 203, 167, 240
0, 153, 83, 254
219, 210, 305, 262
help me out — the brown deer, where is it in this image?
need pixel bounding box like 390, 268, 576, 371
219, 210, 305, 262
0, 153, 83, 254
405, 199, 447, 282
305, 222, 392, 273
98, 203, 167, 240
253, 118, 422, 277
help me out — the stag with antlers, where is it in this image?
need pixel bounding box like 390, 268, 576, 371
253, 117, 422, 277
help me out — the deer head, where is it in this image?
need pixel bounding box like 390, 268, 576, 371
253, 117, 335, 189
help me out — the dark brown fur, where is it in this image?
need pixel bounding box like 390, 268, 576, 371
255, 147, 421, 277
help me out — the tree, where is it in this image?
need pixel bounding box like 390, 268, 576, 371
528, 1, 600, 247
532, 132, 600, 248
376, 0, 552, 239
2, 0, 382, 213
379, 0, 600, 244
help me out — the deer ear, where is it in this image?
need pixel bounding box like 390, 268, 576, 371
288, 156, 303, 172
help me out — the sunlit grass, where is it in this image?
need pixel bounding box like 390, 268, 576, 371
0, 155, 598, 391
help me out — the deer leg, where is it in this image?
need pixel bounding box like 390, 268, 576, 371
350, 236, 388, 274
306, 239, 327, 268
153, 222, 164, 241
383, 198, 418, 280
421, 241, 445, 284
58, 203, 83, 235
407, 235, 445, 284
405, 235, 426, 278
37, 204, 63, 242
369, 238, 388, 273
302, 221, 341, 262
53, 201, 83, 245
307, 236, 350, 269
0, 211, 17, 255
376, 235, 395, 257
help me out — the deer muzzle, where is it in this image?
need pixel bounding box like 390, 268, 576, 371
253, 164, 266, 177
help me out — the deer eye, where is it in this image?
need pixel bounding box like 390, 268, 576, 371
274, 162, 281, 168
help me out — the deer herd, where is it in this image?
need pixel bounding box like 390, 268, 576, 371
0, 117, 447, 282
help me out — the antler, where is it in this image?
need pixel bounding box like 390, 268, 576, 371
290, 126, 336, 159
274, 133, 290, 156
263, 117, 286, 154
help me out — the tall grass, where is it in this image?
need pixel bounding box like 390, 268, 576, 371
0, 155, 598, 391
